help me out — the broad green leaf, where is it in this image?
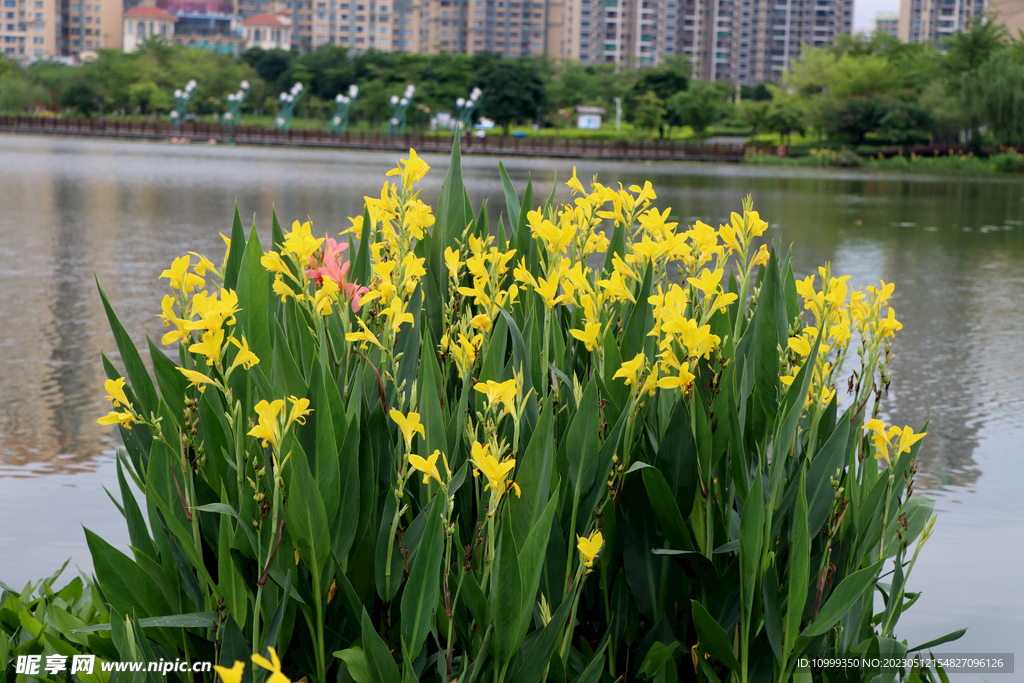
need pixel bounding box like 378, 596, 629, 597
217, 508, 248, 629
690, 600, 741, 672
565, 376, 599, 498
85, 528, 172, 619
802, 559, 885, 637
510, 399, 554, 549
785, 465, 810, 658
639, 641, 680, 680
508, 592, 574, 683
629, 463, 693, 551
907, 628, 967, 652
285, 442, 330, 570
222, 203, 247, 290
739, 462, 764, 630
70, 612, 217, 633
334, 646, 371, 683
492, 514, 522, 669
116, 456, 157, 562
361, 609, 401, 683
499, 161, 521, 236
235, 222, 272, 376
516, 488, 560, 640
97, 280, 158, 415
400, 496, 443, 661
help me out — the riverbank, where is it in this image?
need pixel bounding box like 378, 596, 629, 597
744, 146, 1024, 174
0, 115, 749, 163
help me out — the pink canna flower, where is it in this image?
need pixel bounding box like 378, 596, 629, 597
307, 235, 369, 311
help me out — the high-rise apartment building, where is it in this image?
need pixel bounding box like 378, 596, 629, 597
1, 0, 57, 58
57, 0, 122, 56
897, 0, 982, 43
680, 0, 850, 85
874, 10, 898, 36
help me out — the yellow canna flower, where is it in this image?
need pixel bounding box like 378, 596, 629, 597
346, 317, 384, 350
471, 441, 520, 500
249, 399, 285, 449
213, 660, 245, 683
189, 327, 226, 366
251, 647, 291, 683
228, 336, 260, 372
718, 217, 743, 254
103, 377, 132, 410
613, 353, 645, 387
261, 250, 290, 275
97, 411, 137, 430
444, 246, 463, 279
188, 252, 219, 277
160, 255, 205, 294
159, 295, 191, 346
342, 215, 364, 237
470, 313, 494, 333
879, 308, 903, 338
287, 396, 313, 428
570, 321, 602, 352
381, 295, 415, 334
178, 367, 216, 393
409, 449, 446, 486
567, 166, 587, 196
686, 268, 725, 297
749, 243, 770, 268
187, 289, 239, 334
889, 425, 926, 456
577, 530, 604, 568
282, 221, 325, 262
385, 148, 430, 188
474, 378, 518, 415
313, 278, 339, 316
390, 409, 425, 450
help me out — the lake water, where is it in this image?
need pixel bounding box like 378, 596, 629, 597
1, 134, 1022, 677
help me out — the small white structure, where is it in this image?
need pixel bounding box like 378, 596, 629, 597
241, 12, 292, 51
576, 106, 605, 130
123, 7, 178, 53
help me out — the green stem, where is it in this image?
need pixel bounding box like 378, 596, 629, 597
559, 565, 586, 662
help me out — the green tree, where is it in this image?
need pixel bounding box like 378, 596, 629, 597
473, 58, 545, 135
822, 93, 888, 144
625, 59, 688, 123
943, 13, 1008, 81
633, 90, 665, 138
0, 73, 46, 112
828, 54, 898, 97
737, 100, 772, 136
127, 80, 171, 114
962, 49, 1024, 145
59, 80, 101, 116
666, 82, 726, 140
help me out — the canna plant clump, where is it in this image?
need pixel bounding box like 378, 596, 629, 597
77, 141, 959, 683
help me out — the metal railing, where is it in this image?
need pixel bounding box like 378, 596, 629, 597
0, 115, 756, 161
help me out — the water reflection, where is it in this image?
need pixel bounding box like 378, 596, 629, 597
2, 136, 1023, 488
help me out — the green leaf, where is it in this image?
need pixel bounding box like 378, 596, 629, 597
286, 441, 331, 570
147, 339, 188, 430
222, 203, 247, 290
361, 608, 401, 683
639, 642, 680, 680
85, 528, 172, 619
629, 463, 693, 551
492, 513, 523, 669
565, 376, 599, 498
785, 465, 810, 658
907, 628, 967, 652
516, 488, 560, 640
96, 279, 158, 415
654, 395, 698, 520
569, 634, 608, 683
690, 600, 741, 672
802, 559, 885, 637
236, 221, 273, 376
334, 646, 371, 683
508, 593, 574, 683
440, 134, 466, 253
217, 507, 248, 629
499, 161, 521, 236
70, 612, 217, 633
738, 464, 764, 629
400, 496, 443, 661
116, 456, 157, 561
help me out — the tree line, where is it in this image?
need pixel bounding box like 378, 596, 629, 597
2, 16, 1022, 146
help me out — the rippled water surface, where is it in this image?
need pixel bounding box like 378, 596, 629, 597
1, 134, 1022, 674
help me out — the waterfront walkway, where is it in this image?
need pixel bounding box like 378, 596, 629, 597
0, 116, 755, 162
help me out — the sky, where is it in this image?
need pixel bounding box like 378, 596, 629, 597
854, 0, 900, 31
